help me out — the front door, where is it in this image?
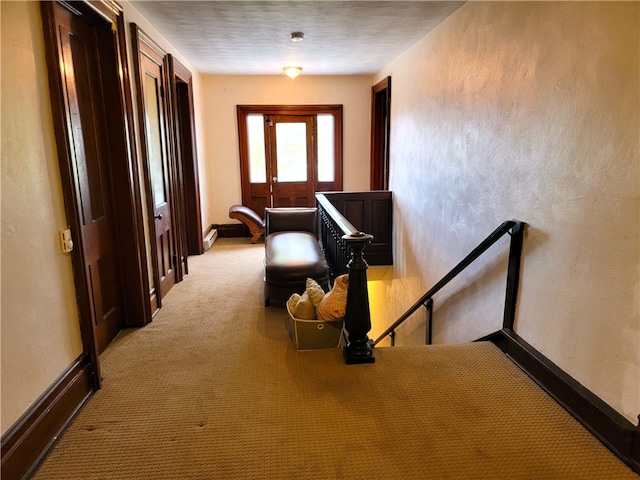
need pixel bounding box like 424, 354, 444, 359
269, 115, 315, 207
50, 3, 124, 354
237, 105, 344, 218
135, 33, 176, 302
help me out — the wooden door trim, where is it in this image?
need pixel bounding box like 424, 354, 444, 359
40, 0, 153, 388
370, 76, 391, 190
168, 55, 204, 257
237, 105, 343, 209
107, 5, 154, 330
131, 23, 181, 308
166, 56, 187, 276
131, 23, 165, 313
1, 355, 93, 480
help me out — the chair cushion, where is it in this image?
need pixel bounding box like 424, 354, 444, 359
265, 232, 329, 286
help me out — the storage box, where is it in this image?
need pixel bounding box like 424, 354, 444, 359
286, 303, 344, 351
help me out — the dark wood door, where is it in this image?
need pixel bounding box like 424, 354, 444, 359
237, 105, 344, 217
370, 76, 391, 190
54, 4, 123, 353
139, 51, 176, 300
269, 115, 316, 207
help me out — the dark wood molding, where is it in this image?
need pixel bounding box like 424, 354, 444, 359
41, 0, 153, 377
213, 223, 250, 238
41, 0, 102, 385
236, 105, 344, 210
168, 55, 204, 256
1, 356, 93, 480
483, 328, 639, 473
370, 76, 391, 190
130, 22, 169, 312
106, 8, 154, 329
319, 190, 393, 266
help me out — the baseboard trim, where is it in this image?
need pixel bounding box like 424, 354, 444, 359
482, 328, 639, 473
1, 355, 94, 480
212, 222, 249, 238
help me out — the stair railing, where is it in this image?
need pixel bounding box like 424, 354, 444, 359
316, 193, 376, 364
373, 220, 526, 346
316, 193, 357, 278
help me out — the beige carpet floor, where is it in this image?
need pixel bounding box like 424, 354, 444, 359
31, 238, 637, 479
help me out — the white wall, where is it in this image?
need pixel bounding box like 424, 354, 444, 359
200, 75, 372, 225
373, 1, 639, 422
1, 1, 84, 434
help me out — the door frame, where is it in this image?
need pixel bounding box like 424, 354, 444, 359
370, 76, 391, 190
41, 0, 153, 387
167, 55, 204, 257
130, 24, 174, 313
237, 104, 343, 212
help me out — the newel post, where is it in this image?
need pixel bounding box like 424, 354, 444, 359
342, 232, 375, 364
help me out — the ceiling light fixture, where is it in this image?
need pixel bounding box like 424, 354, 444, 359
283, 66, 303, 79
290, 31, 304, 42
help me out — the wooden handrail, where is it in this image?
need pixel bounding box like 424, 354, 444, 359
315, 193, 357, 235
316, 193, 357, 278
316, 193, 375, 364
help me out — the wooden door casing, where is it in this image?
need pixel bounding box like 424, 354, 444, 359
370, 76, 391, 191
41, 0, 156, 389
168, 55, 203, 258
50, 3, 124, 355
132, 25, 176, 306
237, 105, 343, 217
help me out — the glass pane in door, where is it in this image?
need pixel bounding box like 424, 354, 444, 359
247, 115, 266, 183
144, 72, 166, 206
317, 114, 334, 182
275, 122, 307, 182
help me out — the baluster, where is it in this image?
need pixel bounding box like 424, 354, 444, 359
342, 232, 375, 364
424, 298, 433, 345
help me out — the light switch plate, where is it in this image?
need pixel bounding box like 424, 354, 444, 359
60, 229, 73, 253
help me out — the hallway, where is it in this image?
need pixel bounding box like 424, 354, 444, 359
31, 239, 637, 479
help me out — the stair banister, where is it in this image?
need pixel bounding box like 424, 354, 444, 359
316, 193, 375, 364
374, 220, 526, 346
342, 232, 375, 364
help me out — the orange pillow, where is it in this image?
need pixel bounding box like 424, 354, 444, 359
316, 274, 348, 321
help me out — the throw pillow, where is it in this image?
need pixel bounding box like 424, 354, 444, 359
305, 278, 325, 307
316, 274, 349, 321
293, 291, 316, 320
287, 293, 301, 314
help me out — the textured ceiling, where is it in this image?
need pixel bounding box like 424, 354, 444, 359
130, 1, 465, 75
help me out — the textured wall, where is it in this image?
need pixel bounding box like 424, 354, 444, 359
0, 1, 206, 434
1, 2, 84, 434
373, 1, 639, 421
201, 75, 372, 224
